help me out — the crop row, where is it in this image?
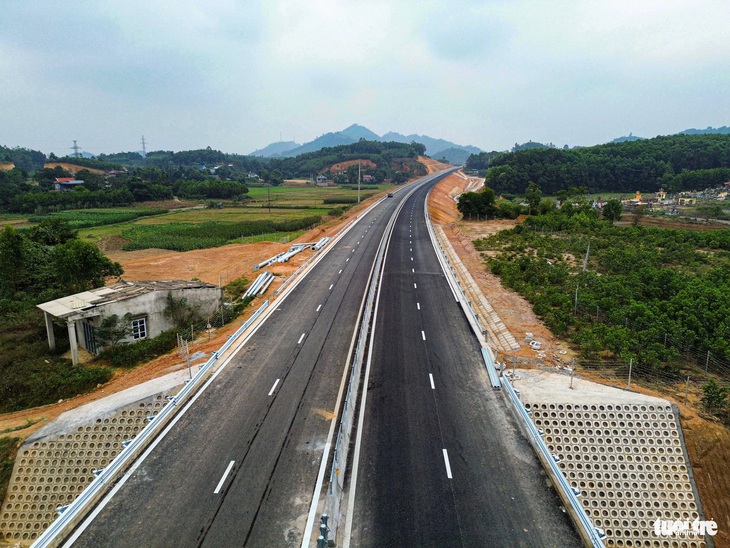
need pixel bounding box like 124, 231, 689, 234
28, 208, 166, 229
122, 216, 322, 251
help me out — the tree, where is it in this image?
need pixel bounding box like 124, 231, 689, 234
95, 313, 133, 349
27, 218, 78, 246
602, 199, 623, 224
524, 181, 542, 215
701, 379, 728, 414
52, 239, 123, 293
163, 292, 201, 327
0, 226, 26, 296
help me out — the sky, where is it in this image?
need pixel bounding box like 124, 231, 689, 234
1, 0, 729, 156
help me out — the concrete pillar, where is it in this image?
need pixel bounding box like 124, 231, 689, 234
67, 320, 79, 365
44, 312, 56, 351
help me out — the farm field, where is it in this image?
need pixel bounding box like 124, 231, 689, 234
245, 183, 386, 206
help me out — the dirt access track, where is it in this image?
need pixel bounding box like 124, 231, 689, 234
2, 159, 728, 545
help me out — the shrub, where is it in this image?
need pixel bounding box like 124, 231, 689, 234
94, 329, 179, 368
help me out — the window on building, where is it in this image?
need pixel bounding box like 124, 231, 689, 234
131, 317, 147, 340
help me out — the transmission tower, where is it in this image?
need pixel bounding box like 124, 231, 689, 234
140, 135, 147, 157
71, 140, 81, 158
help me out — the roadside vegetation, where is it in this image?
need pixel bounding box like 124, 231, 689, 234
0, 219, 122, 413
0, 436, 20, 504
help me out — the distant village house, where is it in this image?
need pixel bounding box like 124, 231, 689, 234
54, 177, 85, 191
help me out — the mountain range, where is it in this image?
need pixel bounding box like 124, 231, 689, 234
250, 124, 482, 164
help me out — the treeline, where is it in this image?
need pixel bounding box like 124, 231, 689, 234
0, 220, 122, 412
0, 140, 425, 214
471, 134, 730, 195
0, 144, 46, 172
477, 211, 730, 369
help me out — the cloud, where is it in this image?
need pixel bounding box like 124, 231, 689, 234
0, 0, 728, 154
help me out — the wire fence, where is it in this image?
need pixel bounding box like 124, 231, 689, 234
546, 300, 730, 417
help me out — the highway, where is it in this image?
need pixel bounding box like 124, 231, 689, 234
68, 172, 452, 547
346, 182, 581, 546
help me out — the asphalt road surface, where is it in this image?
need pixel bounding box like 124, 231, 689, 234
68, 173, 452, 547
346, 182, 581, 547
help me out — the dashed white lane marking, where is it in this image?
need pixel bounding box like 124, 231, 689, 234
339, 269, 343, 274
214, 461, 235, 494
329, 284, 334, 290
429, 374, 435, 389
268, 378, 280, 396
422, 331, 426, 341
443, 449, 453, 479
346, 258, 350, 262
412, 268, 415, 273
417, 302, 420, 310
298, 333, 306, 344
316, 304, 322, 312
414, 283, 417, 289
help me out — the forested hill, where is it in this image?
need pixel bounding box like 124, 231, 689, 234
479, 134, 730, 195
265, 140, 427, 179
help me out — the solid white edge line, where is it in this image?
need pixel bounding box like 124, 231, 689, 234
300, 441, 331, 545
429, 373, 435, 390
298, 333, 306, 344
214, 461, 235, 494
268, 378, 280, 396
443, 449, 453, 479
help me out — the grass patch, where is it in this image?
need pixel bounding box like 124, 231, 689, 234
1, 436, 20, 505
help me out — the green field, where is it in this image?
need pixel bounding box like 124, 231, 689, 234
15, 184, 393, 250
28, 207, 167, 228
245, 184, 388, 207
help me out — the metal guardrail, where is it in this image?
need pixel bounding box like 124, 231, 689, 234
422, 183, 603, 547
480, 346, 501, 389
322, 185, 412, 542
32, 300, 270, 548
501, 375, 605, 547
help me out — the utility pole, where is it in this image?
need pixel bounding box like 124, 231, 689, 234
357, 162, 361, 204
